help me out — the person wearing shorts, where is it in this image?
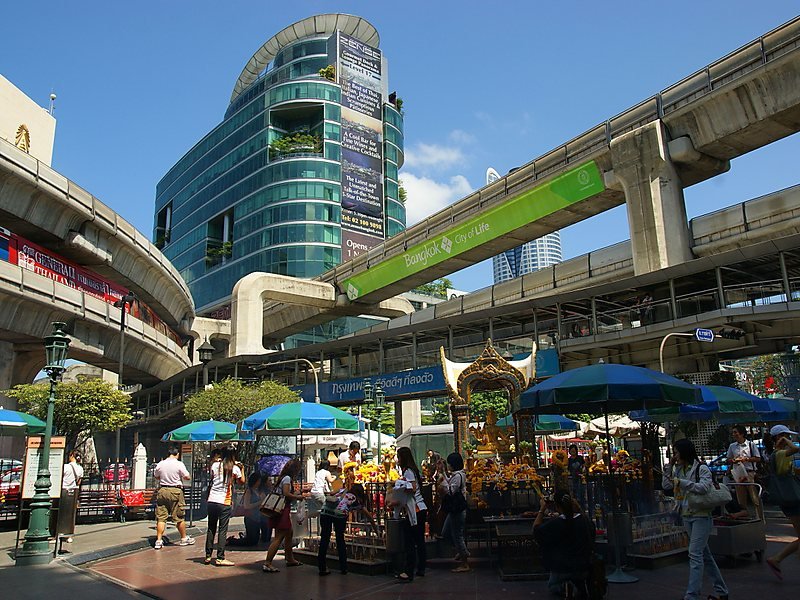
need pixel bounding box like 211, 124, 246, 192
154, 446, 194, 549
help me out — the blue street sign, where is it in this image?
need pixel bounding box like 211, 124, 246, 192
695, 328, 715, 342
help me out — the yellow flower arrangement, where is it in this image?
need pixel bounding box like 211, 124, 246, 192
465, 458, 544, 500
339, 462, 401, 484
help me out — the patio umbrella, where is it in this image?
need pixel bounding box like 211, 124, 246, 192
496, 413, 580, 433
241, 402, 360, 436
629, 386, 792, 423
0, 407, 46, 436
517, 363, 701, 414
516, 363, 700, 585
161, 419, 252, 442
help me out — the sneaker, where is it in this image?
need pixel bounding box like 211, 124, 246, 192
154, 539, 163, 550
215, 558, 235, 566
178, 536, 196, 546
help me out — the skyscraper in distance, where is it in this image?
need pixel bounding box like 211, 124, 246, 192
488, 167, 562, 283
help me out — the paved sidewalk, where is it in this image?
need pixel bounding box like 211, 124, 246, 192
0, 515, 797, 600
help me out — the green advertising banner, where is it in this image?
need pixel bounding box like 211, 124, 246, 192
343, 161, 605, 301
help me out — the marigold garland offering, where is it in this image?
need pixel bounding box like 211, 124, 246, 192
465, 458, 543, 499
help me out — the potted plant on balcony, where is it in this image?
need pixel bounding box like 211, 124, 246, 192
318, 65, 336, 82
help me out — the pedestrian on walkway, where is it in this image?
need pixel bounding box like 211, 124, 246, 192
262, 459, 309, 572
317, 483, 378, 576
56, 450, 84, 543
765, 424, 800, 581
663, 438, 728, 600
438, 452, 470, 573
153, 446, 195, 549
726, 425, 761, 515
204, 448, 245, 566
391, 446, 427, 582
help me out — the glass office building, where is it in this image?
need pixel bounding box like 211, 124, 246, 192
487, 167, 563, 283
154, 14, 405, 317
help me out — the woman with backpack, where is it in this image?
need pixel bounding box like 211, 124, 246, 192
438, 452, 470, 573
205, 448, 245, 566
765, 424, 800, 581
663, 438, 729, 600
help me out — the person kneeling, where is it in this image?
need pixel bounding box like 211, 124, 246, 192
534, 492, 594, 598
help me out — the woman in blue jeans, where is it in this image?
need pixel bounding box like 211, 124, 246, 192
663, 438, 728, 600
438, 452, 470, 573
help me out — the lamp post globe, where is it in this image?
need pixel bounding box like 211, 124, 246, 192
15, 322, 71, 566
197, 338, 215, 386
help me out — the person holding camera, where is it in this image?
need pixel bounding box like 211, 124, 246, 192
438, 452, 470, 573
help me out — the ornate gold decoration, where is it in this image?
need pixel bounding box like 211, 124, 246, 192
439, 339, 535, 454
15, 124, 31, 153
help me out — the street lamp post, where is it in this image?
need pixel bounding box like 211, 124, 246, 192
375, 383, 385, 465
253, 358, 320, 403
658, 332, 697, 373
363, 380, 373, 461
197, 338, 215, 387
112, 292, 136, 488
15, 322, 71, 566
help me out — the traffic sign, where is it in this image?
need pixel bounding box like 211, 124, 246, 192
695, 328, 715, 342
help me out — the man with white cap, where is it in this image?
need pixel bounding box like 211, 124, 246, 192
765, 424, 799, 581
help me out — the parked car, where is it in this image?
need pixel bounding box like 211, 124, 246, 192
0, 466, 22, 504
103, 463, 130, 483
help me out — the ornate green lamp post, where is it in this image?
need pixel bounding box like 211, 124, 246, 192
361, 380, 373, 461
374, 383, 385, 464
15, 322, 71, 566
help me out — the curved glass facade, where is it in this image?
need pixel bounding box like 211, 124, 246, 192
154, 25, 406, 315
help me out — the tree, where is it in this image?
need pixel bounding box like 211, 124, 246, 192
184, 377, 299, 423
5, 379, 131, 450
468, 390, 510, 422
422, 397, 451, 426
750, 354, 785, 396
360, 402, 396, 436
415, 277, 454, 299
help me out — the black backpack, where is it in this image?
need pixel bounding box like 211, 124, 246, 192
441, 472, 468, 514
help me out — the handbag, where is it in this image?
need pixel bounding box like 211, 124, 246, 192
259, 485, 286, 518
687, 464, 731, 511
231, 489, 247, 517
441, 472, 468, 514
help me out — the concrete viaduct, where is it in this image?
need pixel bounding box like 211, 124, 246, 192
0, 138, 195, 391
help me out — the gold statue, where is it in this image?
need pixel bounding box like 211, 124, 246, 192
469, 409, 513, 454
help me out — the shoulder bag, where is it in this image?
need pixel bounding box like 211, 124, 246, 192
441, 472, 468, 514
259, 483, 286, 518
687, 464, 731, 511
767, 453, 800, 507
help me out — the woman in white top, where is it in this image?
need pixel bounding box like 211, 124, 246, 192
310, 459, 336, 501
205, 448, 245, 566
395, 446, 427, 582
263, 459, 309, 573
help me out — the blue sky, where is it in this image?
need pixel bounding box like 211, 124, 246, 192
2, 2, 799, 292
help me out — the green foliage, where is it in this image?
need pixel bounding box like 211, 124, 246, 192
398, 183, 407, 204
422, 397, 451, 426
564, 413, 596, 423
750, 353, 785, 396
270, 132, 322, 156
318, 64, 336, 81
6, 379, 131, 449
414, 278, 454, 299
360, 402, 396, 436
469, 390, 509, 422
206, 241, 232, 259
394, 96, 404, 112
184, 377, 299, 423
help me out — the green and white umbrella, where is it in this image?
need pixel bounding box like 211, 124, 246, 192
0, 407, 46, 436
162, 419, 253, 442
241, 402, 360, 435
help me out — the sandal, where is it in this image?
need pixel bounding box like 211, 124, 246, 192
397, 572, 411, 583
262, 564, 279, 573
203, 557, 212, 565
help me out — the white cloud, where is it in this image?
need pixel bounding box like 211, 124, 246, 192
448, 129, 475, 145
403, 142, 465, 170
401, 173, 473, 226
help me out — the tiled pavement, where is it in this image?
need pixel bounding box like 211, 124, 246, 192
1, 516, 798, 600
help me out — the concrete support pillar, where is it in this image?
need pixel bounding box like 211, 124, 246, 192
610, 120, 693, 275
0, 342, 43, 457
394, 400, 421, 438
